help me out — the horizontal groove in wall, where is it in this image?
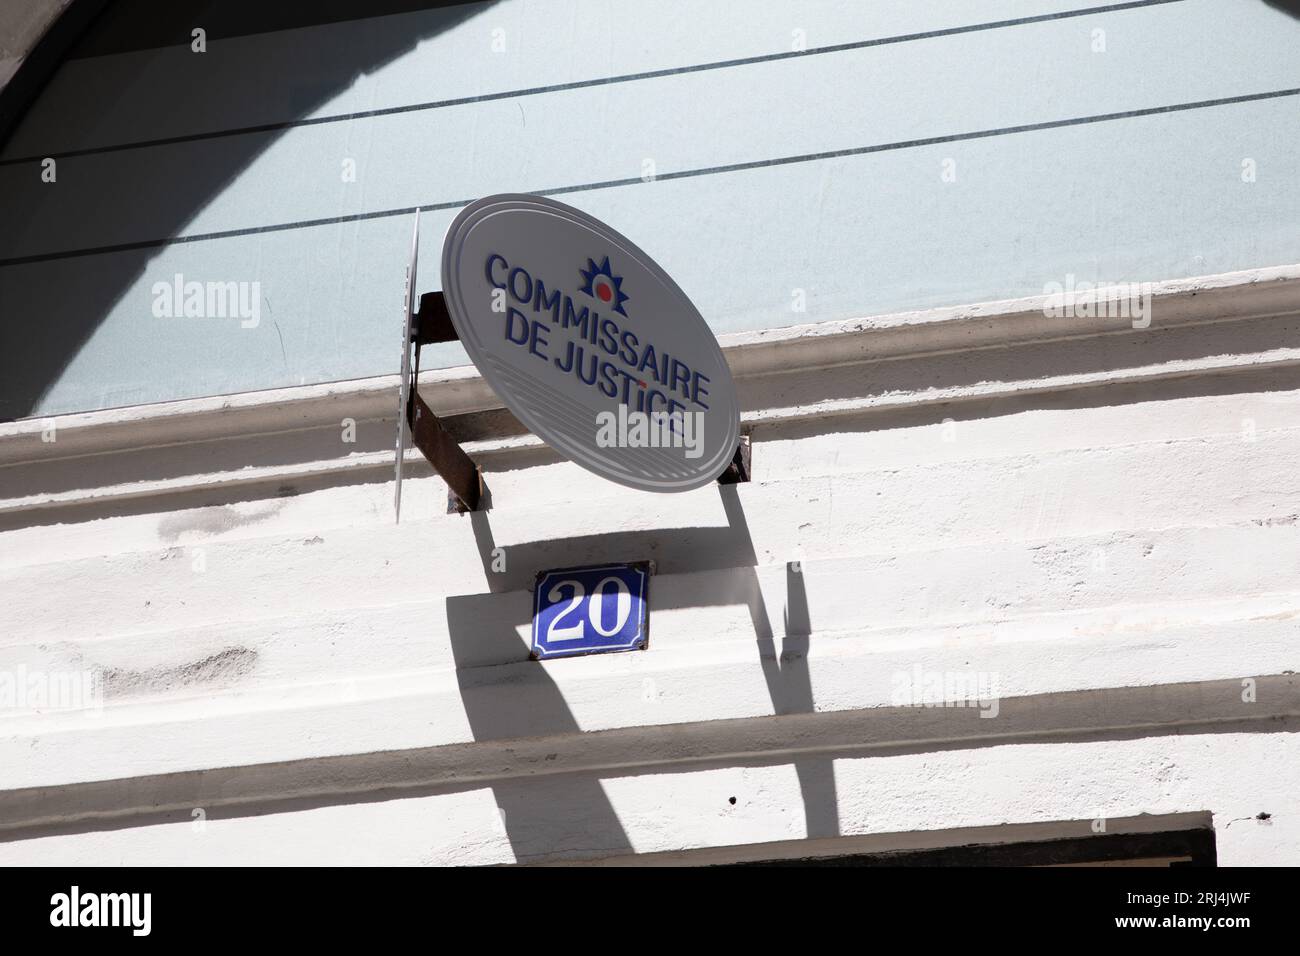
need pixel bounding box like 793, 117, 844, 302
3, 263, 1298, 460
0, 675, 1294, 840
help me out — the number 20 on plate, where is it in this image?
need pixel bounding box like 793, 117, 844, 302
531, 562, 651, 660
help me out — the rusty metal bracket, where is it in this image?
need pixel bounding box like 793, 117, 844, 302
407, 390, 483, 514
717, 432, 751, 485
405, 291, 484, 513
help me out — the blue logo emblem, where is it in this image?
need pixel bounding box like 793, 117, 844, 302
579, 256, 630, 316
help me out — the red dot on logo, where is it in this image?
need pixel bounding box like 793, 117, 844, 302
596, 283, 612, 302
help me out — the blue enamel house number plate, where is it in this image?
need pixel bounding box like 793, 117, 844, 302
531, 563, 650, 660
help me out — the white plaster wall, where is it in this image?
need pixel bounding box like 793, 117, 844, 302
0, 270, 1297, 864
1, 735, 1294, 866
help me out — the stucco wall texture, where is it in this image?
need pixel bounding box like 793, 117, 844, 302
2, 267, 1298, 863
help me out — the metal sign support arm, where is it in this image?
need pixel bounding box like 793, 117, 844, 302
405, 291, 483, 513
406, 290, 747, 508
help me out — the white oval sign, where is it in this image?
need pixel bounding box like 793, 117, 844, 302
441, 195, 740, 492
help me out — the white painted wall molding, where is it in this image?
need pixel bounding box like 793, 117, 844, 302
3, 263, 1297, 459
5, 265, 1294, 460
2, 263, 1298, 518
724, 263, 1300, 378
0, 675, 1292, 843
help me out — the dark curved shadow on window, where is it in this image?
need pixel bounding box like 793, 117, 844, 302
0, 0, 497, 421
1262, 1, 1300, 17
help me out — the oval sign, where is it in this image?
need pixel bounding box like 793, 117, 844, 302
441, 195, 739, 492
